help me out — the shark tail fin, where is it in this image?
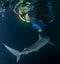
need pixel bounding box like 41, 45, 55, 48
17, 54, 22, 63
3, 43, 22, 63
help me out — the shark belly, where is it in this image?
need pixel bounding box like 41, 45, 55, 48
22, 37, 50, 54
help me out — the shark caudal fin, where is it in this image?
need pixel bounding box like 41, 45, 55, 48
3, 43, 22, 63
17, 55, 21, 63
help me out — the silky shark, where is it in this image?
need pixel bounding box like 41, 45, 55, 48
3, 35, 55, 63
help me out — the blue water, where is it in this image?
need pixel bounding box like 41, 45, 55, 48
0, 0, 60, 64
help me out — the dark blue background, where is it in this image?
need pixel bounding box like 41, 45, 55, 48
0, 0, 60, 64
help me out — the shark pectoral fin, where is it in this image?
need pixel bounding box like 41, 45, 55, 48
48, 42, 56, 46
24, 48, 27, 50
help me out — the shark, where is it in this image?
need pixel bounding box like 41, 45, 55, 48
3, 35, 55, 63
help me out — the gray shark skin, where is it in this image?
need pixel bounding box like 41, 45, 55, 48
3, 35, 55, 63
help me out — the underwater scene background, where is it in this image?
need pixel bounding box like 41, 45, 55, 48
0, 0, 60, 64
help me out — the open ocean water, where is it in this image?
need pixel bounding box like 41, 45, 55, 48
0, 0, 60, 64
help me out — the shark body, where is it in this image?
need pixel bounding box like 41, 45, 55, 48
3, 35, 55, 63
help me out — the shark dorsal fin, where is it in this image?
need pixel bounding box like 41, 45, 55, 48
39, 34, 42, 40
